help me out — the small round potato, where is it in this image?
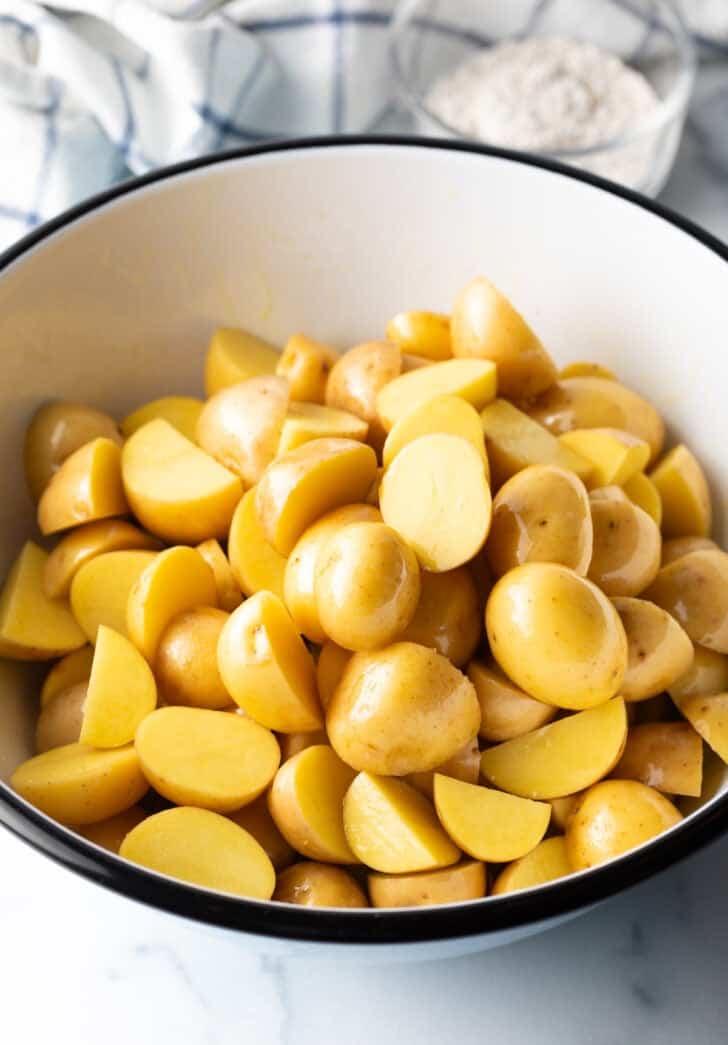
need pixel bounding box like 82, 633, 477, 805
327, 641, 481, 775
315, 522, 420, 651
325, 341, 402, 451
400, 566, 481, 667
316, 643, 352, 709
566, 780, 681, 870
276, 334, 339, 404
486, 563, 628, 710
588, 490, 661, 597
40, 646, 94, 707
24, 401, 122, 502
155, 607, 231, 709
369, 859, 485, 908
385, 311, 452, 362
44, 519, 161, 600
645, 550, 728, 653
486, 465, 592, 577
661, 536, 718, 566
277, 730, 329, 762
35, 682, 87, 753
467, 660, 556, 742
406, 735, 480, 798
492, 836, 572, 895
611, 597, 694, 702
38, 438, 129, 536
228, 487, 287, 601
273, 862, 368, 908
669, 644, 728, 704
227, 795, 296, 871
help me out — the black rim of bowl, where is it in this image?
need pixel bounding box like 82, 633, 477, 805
1, 135, 727, 946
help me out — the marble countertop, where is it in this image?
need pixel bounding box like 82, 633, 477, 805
3, 61, 728, 1045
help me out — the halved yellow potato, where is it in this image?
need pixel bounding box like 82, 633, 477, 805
316, 642, 352, 709
480, 698, 628, 799
376, 358, 497, 433
559, 362, 617, 381
558, 428, 649, 488
434, 775, 550, 862
369, 859, 485, 908
204, 326, 280, 397
276, 334, 339, 403
196, 539, 243, 613
11, 742, 148, 824
622, 472, 662, 527
382, 393, 487, 471
650, 444, 712, 538
645, 550, 728, 653
669, 645, 728, 703
273, 862, 368, 907
44, 519, 161, 599
400, 566, 481, 667
217, 591, 322, 732
80, 625, 157, 747
492, 836, 572, 895
35, 682, 87, 752
386, 311, 452, 361
76, 805, 147, 853
40, 645, 95, 707
672, 692, 728, 764
227, 795, 295, 871
135, 706, 279, 811
612, 722, 702, 796
480, 399, 593, 488
467, 660, 556, 742
406, 736, 480, 799
611, 597, 693, 702
278, 402, 368, 456
343, 772, 460, 873
122, 419, 242, 543
38, 438, 128, 536
24, 401, 122, 502
127, 546, 217, 662
120, 396, 204, 442
227, 487, 287, 601
120, 806, 276, 899
548, 794, 584, 832
155, 607, 232, 709
70, 550, 157, 643
662, 536, 718, 566
0, 542, 86, 660
325, 341, 402, 452
588, 491, 662, 598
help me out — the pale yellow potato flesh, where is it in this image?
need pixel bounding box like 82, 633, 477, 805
406, 735, 480, 798
588, 492, 662, 598
120, 806, 276, 899
669, 645, 728, 703
0, 542, 86, 660
217, 591, 322, 733
612, 722, 703, 796
155, 607, 231, 710
611, 596, 694, 702
382, 393, 487, 472
196, 375, 290, 486
558, 428, 650, 488
316, 642, 352, 709
195, 539, 242, 613
480, 399, 593, 488
486, 465, 593, 578
120, 396, 203, 443
276, 334, 339, 403
227, 487, 287, 601
24, 401, 122, 502
380, 433, 491, 572
645, 550, 728, 653
11, 742, 148, 825
400, 566, 481, 667
486, 563, 628, 710
622, 472, 662, 527
672, 692, 728, 764
204, 327, 280, 397
327, 641, 481, 776
566, 780, 681, 870
80, 625, 157, 748
40, 645, 94, 707
273, 862, 367, 907
278, 402, 369, 455
325, 341, 402, 451
343, 772, 461, 873
451, 276, 557, 400
267, 745, 356, 863
70, 550, 157, 643
492, 836, 572, 895
135, 706, 280, 811
76, 805, 147, 853
127, 546, 218, 663
662, 536, 718, 566
35, 682, 87, 753
480, 698, 628, 799
44, 519, 161, 599
467, 660, 556, 742
559, 362, 617, 381
38, 438, 129, 536
649, 443, 712, 538
386, 311, 452, 362
376, 358, 497, 433
227, 795, 296, 871
369, 859, 485, 908
433, 775, 550, 862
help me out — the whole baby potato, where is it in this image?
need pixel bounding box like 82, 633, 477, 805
486, 563, 628, 710
486, 465, 593, 577
645, 549, 728, 653
315, 521, 420, 651
400, 566, 481, 667
273, 862, 368, 908
327, 641, 481, 775
35, 682, 87, 753
611, 597, 693, 702
155, 607, 231, 710
325, 341, 402, 451
24, 401, 122, 502
588, 489, 661, 597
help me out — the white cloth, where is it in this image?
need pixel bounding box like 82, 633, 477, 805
0, 0, 725, 249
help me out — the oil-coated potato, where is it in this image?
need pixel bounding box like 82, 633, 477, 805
662, 537, 718, 566
492, 836, 572, 895
480, 399, 593, 488
255, 437, 378, 556
204, 327, 279, 397
77, 806, 147, 853
486, 465, 593, 577
80, 625, 157, 747
566, 780, 681, 870
669, 645, 728, 702
671, 693, 728, 764
196, 539, 243, 613
273, 862, 368, 907
376, 357, 497, 433
316, 642, 352, 708
70, 550, 157, 643
284, 504, 381, 643
11, 742, 148, 824
120, 806, 276, 899
227, 488, 287, 601
40, 645, 94, 707
155, 607, 231, 709
549, 794, 583, 832
268, 745, 356, 863
369, 859, 485, 908
380, 434, 491, 572
127, 546, 218, 662
122, 419, 242, 543
327, 641, 481, 775
588, 491, 661, 597
406, 736, 480, 798
645, 550, 728, 653
135, 706, 279, 811
38, 438, 128, 536
386, 311, 452, 361
44, 520, 161, 599
400, 566, 481, 667
623, 472, 662, 527
559, 362, 617, 381
611, 597, 693, 702
650, 443, 712, 538
120, 396, 203, 443
434, 775, 550, 862
528, 377, 665, 463
278, 402, 369, 455
227, 795, 295, 871
276, 334, 339, 403
558, 428, 650, 488
381, 394, 487, 471
325, 341, 402, 451
480, 698, 628, 799
35, 682, 87, 753
467, 660, 556, 743
486, 563, 628, 710
24, 401, 122, 502
343, 772, 460, 873
612, 722, 703, 796
217, 591, 322, 732
196, 376, 289, 486
0, 542, 86, 660
451, 276, 557, 400
315, 522, 420, 651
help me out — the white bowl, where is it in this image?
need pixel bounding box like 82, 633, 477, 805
1, 138, 727, 961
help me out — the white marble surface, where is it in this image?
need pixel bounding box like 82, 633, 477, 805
3, 63, 728, 1045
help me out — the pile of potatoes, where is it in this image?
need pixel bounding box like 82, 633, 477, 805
5, 274, 728, 910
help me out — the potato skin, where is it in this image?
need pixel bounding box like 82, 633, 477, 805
273, 862, 368, 908
155, 607, 231, 710
468, 660, 556, 742
369, 860, 485, 908
612, 722, 702, 797
35, 682, 87, 753
24, 401, 122, 502
611, 597, 694, 702
588, 490, 661, 597
645, 550, 728, 653
400, 566, 481, 667
325, 341, 402, 451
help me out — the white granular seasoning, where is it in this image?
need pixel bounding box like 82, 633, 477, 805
427, 36, 660, 188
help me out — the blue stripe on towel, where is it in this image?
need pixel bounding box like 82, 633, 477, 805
111, 58, 135, 159
0, 204, 39, 227
211, 46, 267, 150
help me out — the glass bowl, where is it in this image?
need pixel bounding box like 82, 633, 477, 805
389, 0, 696, 196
